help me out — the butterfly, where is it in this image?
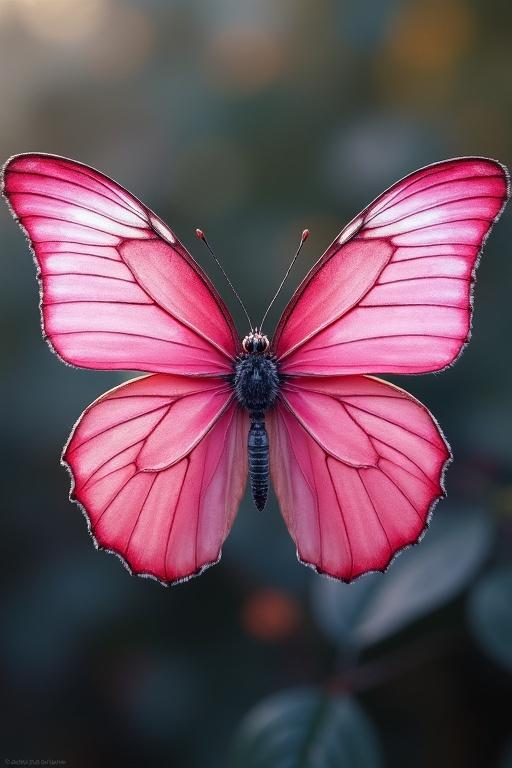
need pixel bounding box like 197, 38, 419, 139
2, 154, 509, 585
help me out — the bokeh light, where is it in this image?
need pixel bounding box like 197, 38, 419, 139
16, 0, 108, 44
241, 589, 301, 641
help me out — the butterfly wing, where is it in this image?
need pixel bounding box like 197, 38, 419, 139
64, 373, 248, 583
2, 153, 238, 375
270, 157, 508, 579
268, 375, 449, 581
273, 158, 509, 375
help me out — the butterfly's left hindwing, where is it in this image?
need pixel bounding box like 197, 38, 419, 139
63, 374, 248, 584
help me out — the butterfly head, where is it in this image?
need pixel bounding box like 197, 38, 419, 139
242, 330, 270, 355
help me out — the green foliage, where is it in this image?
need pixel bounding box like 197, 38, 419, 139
229, 688, 381, 768
468, 565, 512, 673
312, 507, 493, 650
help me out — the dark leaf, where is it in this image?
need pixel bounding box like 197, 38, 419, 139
229, 687, 381, 768
468, 565, 512, 673
312, 506, 493, 650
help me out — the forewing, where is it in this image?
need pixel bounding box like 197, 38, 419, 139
268, 376, 449, 581
64, 374, 248, 584
3, 153, 238, 375
274, 158, 509, 375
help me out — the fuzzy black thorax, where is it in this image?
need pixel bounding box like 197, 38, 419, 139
233, 353, 280, 413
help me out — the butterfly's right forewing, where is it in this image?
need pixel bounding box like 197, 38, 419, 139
274, 158, 508, 375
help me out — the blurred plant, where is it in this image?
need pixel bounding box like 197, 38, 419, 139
228, 506, 506, 766
229, 688, 381, 768
468, 565, 512, 673
311, 505, 492, 652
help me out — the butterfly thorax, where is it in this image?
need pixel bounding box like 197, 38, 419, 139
233, 333, 279, 511
233, 353, 279, 412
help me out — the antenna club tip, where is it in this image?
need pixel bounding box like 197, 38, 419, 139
301, 229, 310, 242
195, 228, 205, 240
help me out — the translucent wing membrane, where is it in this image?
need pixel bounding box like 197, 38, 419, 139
64, 374, 248, 584
274, 158, 509, 375
3, 153, 238, 374
269, 376, 450, 581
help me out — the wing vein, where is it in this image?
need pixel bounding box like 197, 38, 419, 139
12, 188, 149, 229
126, 474, 158, 559
357, 468, 392, 557
7, 167, 148, 221
365, 194, 502, 229
66, 403, 171, 456
325, 455, 353, 580
345, 401, 446, 452
365, 171, 502, 224
164, 458, 190, 581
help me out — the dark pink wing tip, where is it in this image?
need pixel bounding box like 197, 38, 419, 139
274, 157, 509, 377
3, 152, 238, 376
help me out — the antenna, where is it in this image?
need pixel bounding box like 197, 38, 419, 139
195, 229, 253, 331
259, 229, 309, 332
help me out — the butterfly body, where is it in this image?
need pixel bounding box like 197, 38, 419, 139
3, 153, 509, 585
233, 332, 279, 510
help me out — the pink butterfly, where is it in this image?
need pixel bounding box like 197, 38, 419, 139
3, 154, 509, 584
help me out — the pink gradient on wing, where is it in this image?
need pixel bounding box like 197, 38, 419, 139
274, 158, 507, 376
269, 375, 449, 581
4, 154, 238, 375
64, 375, 248, 584
4, 154, 509, 584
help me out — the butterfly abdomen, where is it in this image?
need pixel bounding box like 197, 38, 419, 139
248, 415, 269, 511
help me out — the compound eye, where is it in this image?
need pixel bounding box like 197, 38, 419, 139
242, 336, 253, 353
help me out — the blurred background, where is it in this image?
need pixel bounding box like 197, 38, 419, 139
1, 0, 512, 766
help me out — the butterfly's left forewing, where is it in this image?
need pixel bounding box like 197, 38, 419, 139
3, 153, 239, 375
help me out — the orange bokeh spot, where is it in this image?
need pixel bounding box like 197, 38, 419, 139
242, 589, 301, 641
385, 0, 475, 74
